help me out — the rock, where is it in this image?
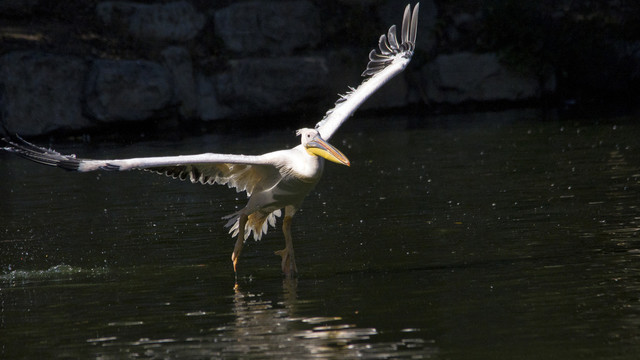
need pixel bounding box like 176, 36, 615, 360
0, 51, 91, 136
85, 59, 173, 122
96, 1, 205, 42
195, 73, 233, 122
214, 1, 321, 55
0, 0, 39, 14
424, 52, 554, 104
362, 75, 410, 110
215, 57, 329, 117
161, 46, 197, 119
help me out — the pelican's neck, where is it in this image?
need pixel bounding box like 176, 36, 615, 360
290, 144, 324, 182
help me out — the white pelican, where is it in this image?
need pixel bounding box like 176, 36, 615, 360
2, 4, 419, 278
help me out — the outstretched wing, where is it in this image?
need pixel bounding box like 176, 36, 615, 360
315, 3, 419, 140
2, 136, 281, 197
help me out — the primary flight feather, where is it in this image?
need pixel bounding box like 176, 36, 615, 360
2, 3, 420, 278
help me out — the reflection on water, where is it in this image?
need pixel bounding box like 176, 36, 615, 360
1, 267, 436, 359
2, 110, 640, 358
141, 280, 434, 359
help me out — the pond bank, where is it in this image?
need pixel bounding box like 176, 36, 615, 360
1, 1, 639, 137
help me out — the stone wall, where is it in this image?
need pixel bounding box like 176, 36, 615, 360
5, 0, 633, 136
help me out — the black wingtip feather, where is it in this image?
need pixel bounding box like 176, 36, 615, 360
1, 134, 82, 171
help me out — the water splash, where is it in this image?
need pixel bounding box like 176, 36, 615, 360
0, 264, 109, 282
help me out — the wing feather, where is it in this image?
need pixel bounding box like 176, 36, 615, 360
2, 136, 281, 196
401, 6, 410, 44
315, 3, 419, 140
387, 25, 399, 50
378, 35, 393, 55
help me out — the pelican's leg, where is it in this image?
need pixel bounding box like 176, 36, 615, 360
231, 214, 248, 275
275, 215, 297, 277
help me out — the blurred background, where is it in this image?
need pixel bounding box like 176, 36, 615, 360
2, 0, 640, 138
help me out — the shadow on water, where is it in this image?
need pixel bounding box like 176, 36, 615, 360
2, 109, 640, 358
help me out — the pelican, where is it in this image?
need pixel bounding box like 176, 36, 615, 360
2, 4, 419, 278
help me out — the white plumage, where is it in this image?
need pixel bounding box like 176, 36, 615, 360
315, 3, 419, 140
2, 4, 420, 278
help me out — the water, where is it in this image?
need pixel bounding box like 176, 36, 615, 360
1, 109, 640, 359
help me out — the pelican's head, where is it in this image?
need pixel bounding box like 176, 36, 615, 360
296, 128, 350, 166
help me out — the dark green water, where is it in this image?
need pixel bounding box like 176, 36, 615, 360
1, 110, 640, 359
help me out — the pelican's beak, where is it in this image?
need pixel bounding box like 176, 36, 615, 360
306, 134, 351, 166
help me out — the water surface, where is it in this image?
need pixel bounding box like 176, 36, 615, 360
1, 110, 640, 359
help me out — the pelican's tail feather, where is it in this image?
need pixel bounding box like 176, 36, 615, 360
223, 209, 282, 241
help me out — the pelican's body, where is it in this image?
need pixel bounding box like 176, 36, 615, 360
2, 4, 420, 278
